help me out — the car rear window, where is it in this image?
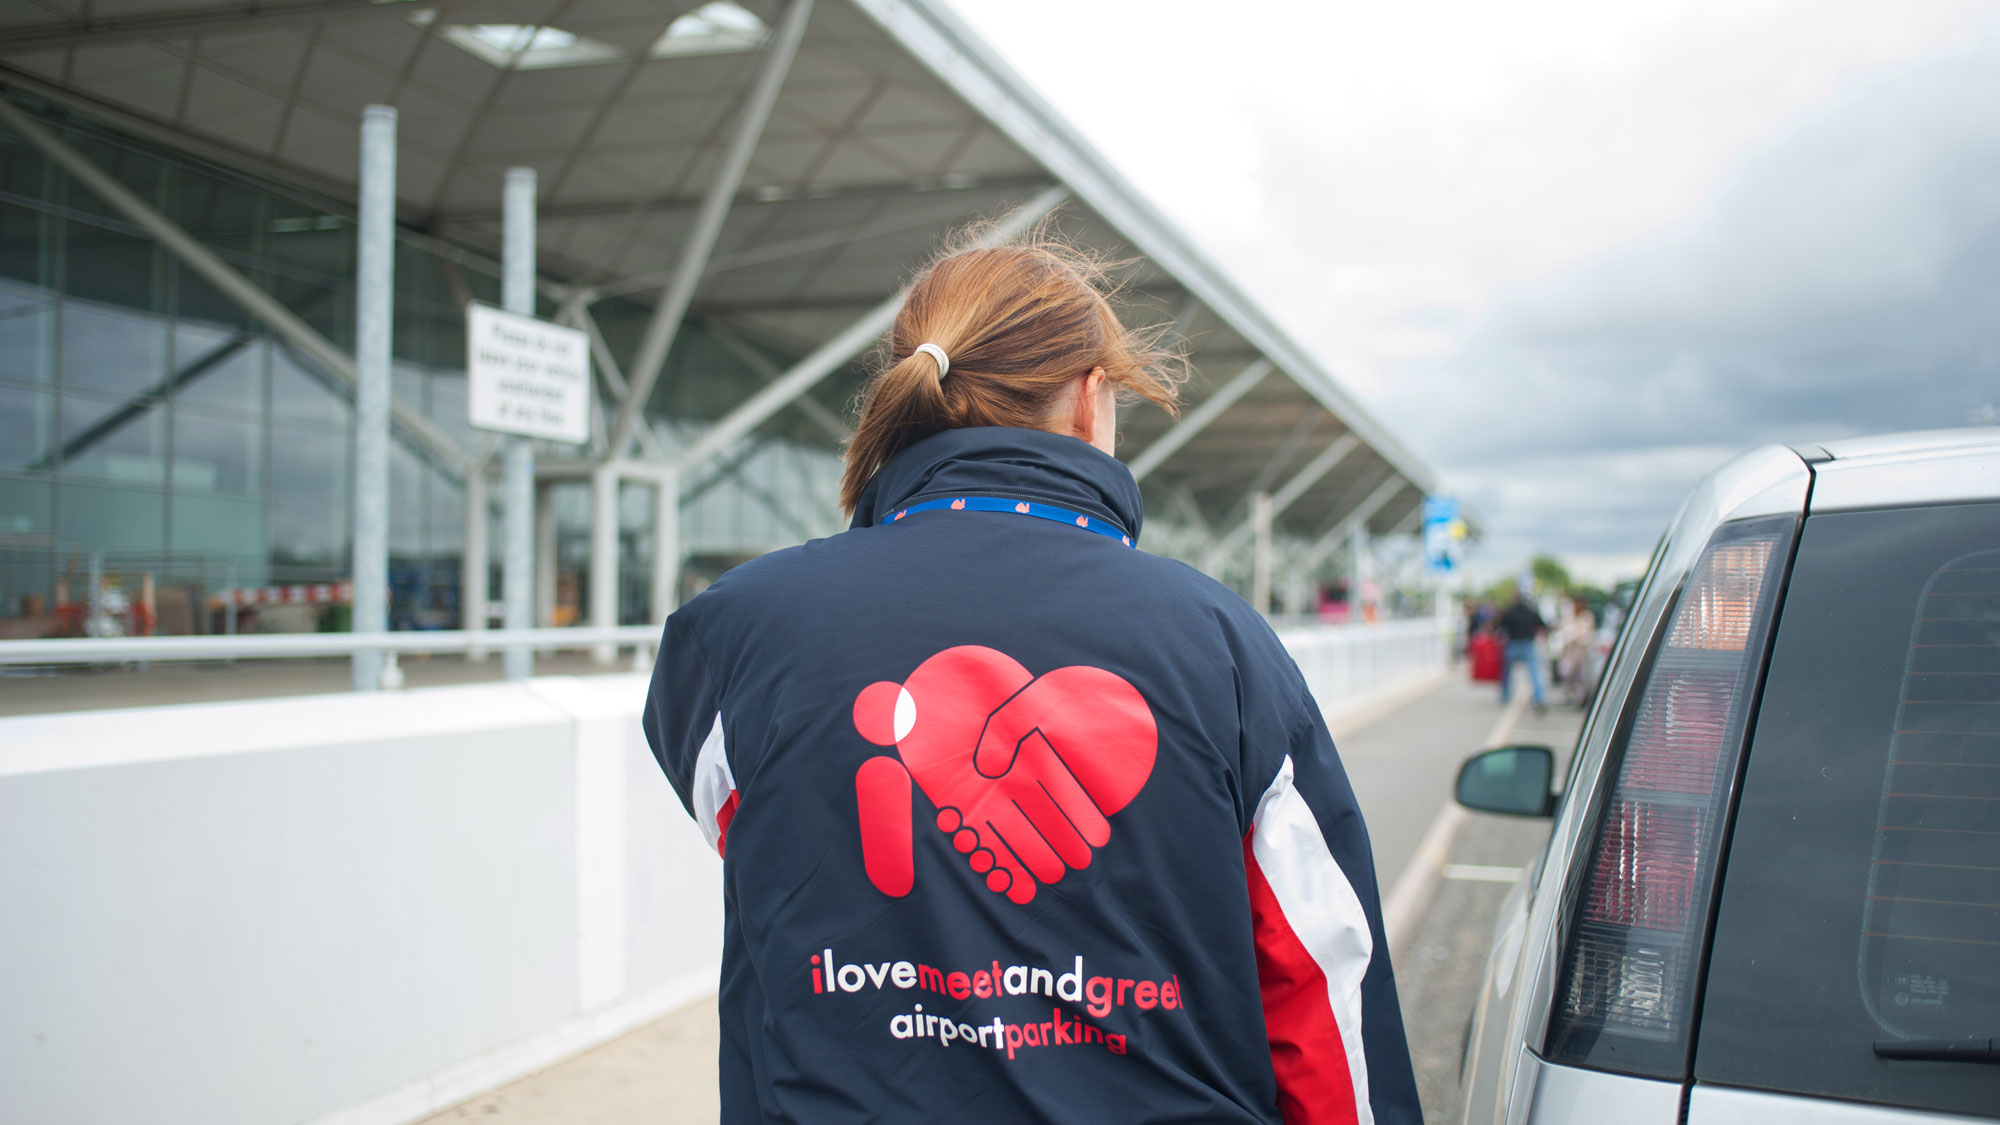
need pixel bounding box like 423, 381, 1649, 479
1695, 501, 2000, 1117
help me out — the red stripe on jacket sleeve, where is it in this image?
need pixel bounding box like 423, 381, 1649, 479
1245, 834, 1361, 1125
714, 791, 740, 858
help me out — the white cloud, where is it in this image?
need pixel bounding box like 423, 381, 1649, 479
947, 0, 2000, 573
1449, 444, 1735, 580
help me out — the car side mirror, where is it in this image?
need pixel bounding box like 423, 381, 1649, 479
1455, 745, 1556, 818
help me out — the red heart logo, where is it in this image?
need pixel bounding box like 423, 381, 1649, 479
853, 646, 1156, 903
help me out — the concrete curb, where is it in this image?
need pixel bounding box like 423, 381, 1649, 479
1380, 695, 1529, 958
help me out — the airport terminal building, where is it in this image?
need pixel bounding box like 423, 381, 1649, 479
0, 0, 1446, 642
0, 6, 1470, 1121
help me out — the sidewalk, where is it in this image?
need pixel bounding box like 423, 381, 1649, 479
421, 671, 1554, 1125
421, 1000, 720, 1125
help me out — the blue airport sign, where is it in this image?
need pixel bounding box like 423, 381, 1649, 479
1422, 496, 1463, 573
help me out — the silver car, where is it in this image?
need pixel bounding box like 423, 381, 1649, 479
1454, 428, 2000, 1124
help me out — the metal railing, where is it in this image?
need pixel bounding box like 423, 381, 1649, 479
1, 619, 1448, 669
0, 625, 661, 666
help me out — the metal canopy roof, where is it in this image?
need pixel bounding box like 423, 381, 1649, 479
0, 0, 1448, 549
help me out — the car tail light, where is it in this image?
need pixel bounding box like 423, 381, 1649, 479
1544, 518, 1795, 1078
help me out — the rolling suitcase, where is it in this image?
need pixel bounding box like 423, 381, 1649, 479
1469, 633, 1503, 682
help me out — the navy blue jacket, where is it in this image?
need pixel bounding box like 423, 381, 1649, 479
645, 427, 1419, 1123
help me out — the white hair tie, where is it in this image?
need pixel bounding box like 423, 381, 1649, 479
913, 342, 950, 380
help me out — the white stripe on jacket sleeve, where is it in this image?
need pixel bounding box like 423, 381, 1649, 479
690, 713, 738, 856
1249, 753, 1375, 1124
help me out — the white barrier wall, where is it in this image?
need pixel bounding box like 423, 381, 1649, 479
0, 622, 1445, 1124
0, 676, 720, 1125
1279, 619, 1453, 714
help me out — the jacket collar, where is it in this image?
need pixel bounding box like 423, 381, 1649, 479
849, 426, 1146, 543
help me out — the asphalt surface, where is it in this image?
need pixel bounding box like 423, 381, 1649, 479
1335, 673, 1525, 906
1396, 698, 1585, 1125
421, 669, 1589, 1125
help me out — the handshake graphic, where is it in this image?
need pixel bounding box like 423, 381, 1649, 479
852, 646, 1158, 905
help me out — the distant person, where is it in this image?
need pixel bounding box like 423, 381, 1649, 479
643, 226, 1420, 1123
1555, 595, 1598, 706
1492, 590, 1548, 713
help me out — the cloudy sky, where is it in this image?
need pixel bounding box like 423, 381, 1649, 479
947, 0, 2000, 584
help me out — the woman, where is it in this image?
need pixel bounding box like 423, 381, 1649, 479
644, 224, 1419, 1123
1556, 595, 1598, 706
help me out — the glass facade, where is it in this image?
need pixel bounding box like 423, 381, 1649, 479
0, 113, 479, 637
0, 103, 845, 639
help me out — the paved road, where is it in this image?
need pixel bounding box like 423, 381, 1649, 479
423, 671, 1588, 1125
1396, 698, 1584, 1124
1336, 674, 1524, 904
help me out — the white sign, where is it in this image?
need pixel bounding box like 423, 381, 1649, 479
466, 302, 591, 444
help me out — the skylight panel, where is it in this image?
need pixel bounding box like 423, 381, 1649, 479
437, 22, 622, 70
653, 2, 770, 58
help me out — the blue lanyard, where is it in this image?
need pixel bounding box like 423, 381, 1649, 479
882, 496, 1136, 548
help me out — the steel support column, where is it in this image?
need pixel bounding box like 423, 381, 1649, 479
534, 481, 557, 626
590, 462, 620, 664
501, 166, 537, 680
1126, 359, 1273, 483
652, 468, 679, 621
676, 186, 1066, 477
570, 458, 676, 627
605, 0, 816, 459
1250, 491, 1274, 616
0, 98, 468, 475
1349, 522, 1369, 616
1215, 410, 1321, 533
707, 322, 851, 443
1204, 432, 1362, 572
1171, 293, 1203, 340
1269, 432, 1365, 519
1303, 476, 1409, 570
464, 470, 489, 658
1284, 559, 1308, 617
669, 300, 886, 475
592, 199, 973, 302
561, 303, 667, 461
350, 105, 395, 691
1163, 483, 1215, 542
